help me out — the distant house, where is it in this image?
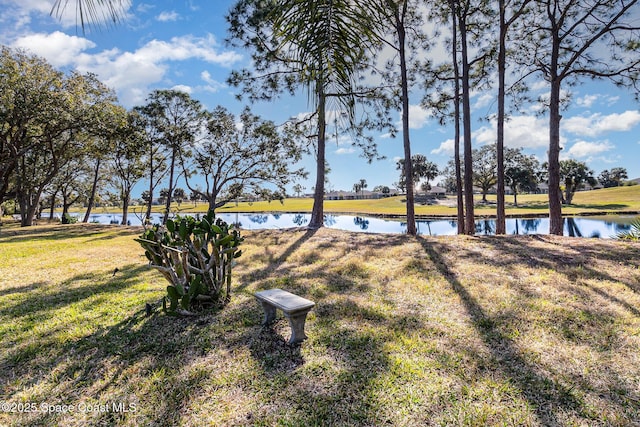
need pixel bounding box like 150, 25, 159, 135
427, 186, 446, 197
324, 190, 383, 201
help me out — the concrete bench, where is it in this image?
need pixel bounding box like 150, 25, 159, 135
254, 288, 315, 344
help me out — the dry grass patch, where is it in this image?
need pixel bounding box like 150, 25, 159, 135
1, 223, 639, 426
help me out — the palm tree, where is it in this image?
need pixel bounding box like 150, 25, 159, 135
266, 0, 379, 229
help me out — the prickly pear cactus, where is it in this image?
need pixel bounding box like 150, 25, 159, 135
135, 211, 243, 314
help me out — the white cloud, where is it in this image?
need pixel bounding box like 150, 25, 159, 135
156, 11, 179, 22
335, 147, 356, 155
12, 31, 96, 67
171, 84, 192, 94
11, 31, 242, 106
408, 105, 431, 129
576, 94, 598, 108
200, 70, 226, 93
136, 3, 155, 13
431, 138, 455, 156
472, 93, 494, 111
563, 111, 640, 137
474, 115, 551, 149
606, 96, 620, 106
565, 140, 614, 158
530, 80, 548, 92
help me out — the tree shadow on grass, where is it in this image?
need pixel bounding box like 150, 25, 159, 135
0, 224, 137, 245
0, 264, 149, 320
236, 228, 318, 291
417, 237, 587, 426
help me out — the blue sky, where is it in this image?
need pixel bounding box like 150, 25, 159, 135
2, 0, 639, 198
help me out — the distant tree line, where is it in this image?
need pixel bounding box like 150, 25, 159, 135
22, 0, 640, 237
0, 47, 306, 227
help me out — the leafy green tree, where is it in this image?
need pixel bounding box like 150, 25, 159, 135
142, 90, 206, 224
495, 0, 533, 233
598, 167, 628, 188
358, 179, 367, 196
427, 0, 493, 234
504, 147, 540, 206
0, 47, 65, 214
0, 47, 117, 226
515, 0, 640, 234
228, 0, 382, 229
173, 188, 186, 206
292, 184, 306, 198
182, 106, 306, 213
81, 101, 125, 223
47, 159, 89, 222
373, 185, 391, 195
110, 110, 147, 225
396, 154, 439, 193
472, 145, 497, 203
559, 159, 597, 205
132, 106, 169, 221
366, 0, 430, 235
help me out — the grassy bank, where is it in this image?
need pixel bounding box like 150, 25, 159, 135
61, 184, 640, 219
1, 223, 639, 426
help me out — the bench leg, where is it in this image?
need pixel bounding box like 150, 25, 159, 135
260, 301, 277, 325
285, 310, 310, 345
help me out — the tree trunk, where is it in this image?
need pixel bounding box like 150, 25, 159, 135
19, 191, 39, 227
397, 5, 416, 236
495, 0, 507, 235
548, 78, 563, 233
163, 147, 176, 225
565, 183, 573, 204
48, 191, 57, 222
146, 153, 155, 222
459, 7, 475, 235
450, 0, 464, 235
309, 87, 327, 229
83, 158, 101, 223
121, 200, 129, 225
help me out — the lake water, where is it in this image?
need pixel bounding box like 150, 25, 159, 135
61, 212, 637, 238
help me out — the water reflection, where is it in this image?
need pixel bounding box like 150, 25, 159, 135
521, 219, 541, 233
67, 212, 636, 239
324, 215, 337, 226
292, 214, 308, 226
354, 216, 369, 230
248, 214, 269, 224
476, 220, 495, 235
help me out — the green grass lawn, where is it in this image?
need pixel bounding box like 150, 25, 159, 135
70, 184, 640, 219
1, 223, 640, 426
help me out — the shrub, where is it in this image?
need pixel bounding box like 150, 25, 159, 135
136, 211, 243, 315
62, 213, 77, 224
617, 217, 640, 241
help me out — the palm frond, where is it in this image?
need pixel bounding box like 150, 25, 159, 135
51, 0, 129, 32
617, 217, 640, 241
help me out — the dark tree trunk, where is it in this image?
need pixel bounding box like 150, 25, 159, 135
548, 81, 563, 233
121, 190, 130, 225
145, 155, 154, 222
163, 147, 177, 225
450, 0, 464, 235
397, 3, 416, 236
309, 87, 327, 229
495, 0, 507, 234
459, 7, 475, 235
48, 191, 57, 222
19, 192, 39, 227
83, 158, 101, 223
